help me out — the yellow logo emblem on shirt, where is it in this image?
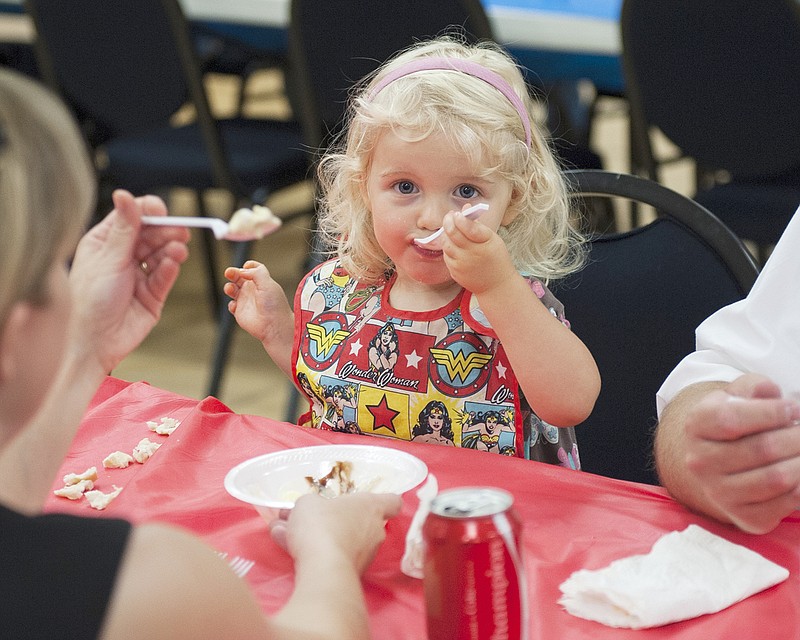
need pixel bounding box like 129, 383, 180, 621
429, 348, 493, 382
306, 323, 350, 359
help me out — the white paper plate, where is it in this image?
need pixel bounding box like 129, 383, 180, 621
224, 444, 429, 513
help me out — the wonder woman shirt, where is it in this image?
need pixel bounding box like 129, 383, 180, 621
291, 259, 580, 468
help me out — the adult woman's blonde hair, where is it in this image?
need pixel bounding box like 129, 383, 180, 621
316, 35, 585, 284
0, 68, 96, 331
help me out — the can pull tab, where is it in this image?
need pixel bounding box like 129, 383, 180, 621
493, 513, 530, 640
442, 505, 473, 517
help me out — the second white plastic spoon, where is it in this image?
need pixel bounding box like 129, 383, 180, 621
414, 202, 489, 249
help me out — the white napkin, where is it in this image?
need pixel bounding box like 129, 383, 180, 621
559, 525, 789, 629
401, 474, 438, 578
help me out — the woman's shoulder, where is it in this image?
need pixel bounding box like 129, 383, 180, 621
100, 522, 269, 640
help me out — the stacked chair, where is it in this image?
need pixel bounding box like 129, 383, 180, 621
25, 0, 312, 398
621, 0, 800, 262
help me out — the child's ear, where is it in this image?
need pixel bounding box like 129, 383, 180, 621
0, 303, 31, 383
501, 193, 521, 226
359, 180, 371, 211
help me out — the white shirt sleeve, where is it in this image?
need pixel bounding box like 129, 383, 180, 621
656, 205, 800, 416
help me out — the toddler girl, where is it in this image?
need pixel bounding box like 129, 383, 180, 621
225, 36, 600, 466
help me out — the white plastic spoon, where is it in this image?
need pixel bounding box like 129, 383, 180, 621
141, 205, 281, 241
414, 202, 489, 249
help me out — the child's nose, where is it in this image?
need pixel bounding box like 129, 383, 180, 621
417, 201, 447, 230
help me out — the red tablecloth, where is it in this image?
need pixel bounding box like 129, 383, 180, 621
45, 378, 800, 639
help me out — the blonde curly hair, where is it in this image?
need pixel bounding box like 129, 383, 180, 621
316, 35, 585, 284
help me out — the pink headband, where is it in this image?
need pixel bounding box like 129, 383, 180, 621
367, 56, 532, 147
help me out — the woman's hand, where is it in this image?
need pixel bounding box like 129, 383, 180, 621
270, 492, 403, 574
68, 189, 189, 375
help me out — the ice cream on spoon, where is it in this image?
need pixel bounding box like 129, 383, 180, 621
141, 204, 281, 241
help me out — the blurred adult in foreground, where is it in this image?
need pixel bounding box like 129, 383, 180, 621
0, 66, 400, 640
655, 205, 800, 534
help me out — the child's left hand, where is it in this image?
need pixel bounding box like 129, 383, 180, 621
223, 260, 295, 377
439, 209, 517, 295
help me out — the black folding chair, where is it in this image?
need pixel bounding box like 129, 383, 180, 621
25, 0, 312, 398
552, 170, 759, 485
191, 21, 290, 117
287, 0, 604, 191
622, 0, 800, 261
288, 0, 492, 153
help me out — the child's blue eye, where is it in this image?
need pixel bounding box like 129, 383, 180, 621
457, 185, 478, 198
395, 181, 415, 194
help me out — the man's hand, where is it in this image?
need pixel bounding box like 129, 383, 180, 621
659, 374, 800, 533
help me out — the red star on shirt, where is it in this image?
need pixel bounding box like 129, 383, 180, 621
367, 394, 400, 434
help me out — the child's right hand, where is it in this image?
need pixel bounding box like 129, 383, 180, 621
223, 260, 292, 344
441, 210, 517, 297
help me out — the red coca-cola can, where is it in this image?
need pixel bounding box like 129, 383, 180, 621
422, 487, 528, 640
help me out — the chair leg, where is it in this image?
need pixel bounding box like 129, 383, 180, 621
283, 385, 302, 423
757, 243, 772, 266
206, 239, 253, 398
196, 192, 221, 317
201, 229, 221, 314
